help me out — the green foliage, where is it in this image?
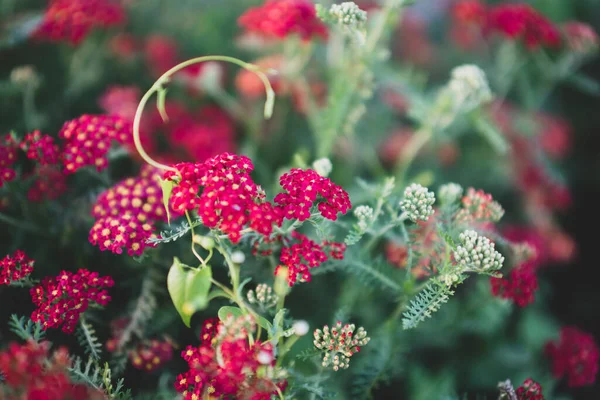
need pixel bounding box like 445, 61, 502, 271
402, 280, 455, 330
343, 255, 402, 295
167, 258, 212, 327
8, 314, 45, 342
69, 357, 132, 400
146, 218, 203, 245
77, 317, 102, 361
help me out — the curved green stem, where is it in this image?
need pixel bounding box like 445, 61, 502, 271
132, 55, 276, 171
394, 127, 433, 187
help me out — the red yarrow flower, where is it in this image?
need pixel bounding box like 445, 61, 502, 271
0, 250, 34, 285
276, 231, 346, 286
175, 315, 285, 399
129, 339, 174, 372
490, 265, 538, 307
19, 130, 60, 166
164, 153, 283, 243
27, 165, 68, 202
98, 85, 141, 122
488, 3, 561, 49
452, 0, 487, 26
59, 114, 132, 174
30, 269, 114, 334
0, 340, 105, 400
238, 0, 328, 41
89, 214, 158, 256
275, 168, 351, 221
35, 0, 126, 45
516, 378, 544, 400
0, 134, 18, 188
545, 326, 600, 387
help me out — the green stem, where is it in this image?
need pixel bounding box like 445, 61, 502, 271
132, 55, 276, 171
394, 127, 433, 187
277, 335, 300, 367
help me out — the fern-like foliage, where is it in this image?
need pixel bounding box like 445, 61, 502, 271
69, 357, 132, 400
344, 255, 402, 294
8, 314, 46, 342
77, 317, 102, 360
146, 217, 202, 245
402, 280, 455, 330
114, 271, 158, 352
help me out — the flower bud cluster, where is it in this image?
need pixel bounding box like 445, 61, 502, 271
313, 322, 370, 371
354, 205, 374, 231
247, 283, 279, 309
454, 230, 504, 273
400, 183, 435, 222
437, 183, 463, 205
457, 187, 504, 222
328, 2, 367, 28
129, 339, 174, 372
446, 64, 492, 112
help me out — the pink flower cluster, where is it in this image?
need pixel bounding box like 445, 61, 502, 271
164, 153, 284, 243
19, 130, 60, 165
275, 168, 351, 221
175, 315, 285, 399
545, 326, 599, 387
0, 341, 105, 400
456, 187, 504, 223
27, 165, 68, 202
516, 378, 544, 400
59, 114, 132, 174
30, 269, 114, 334
277, 231, 346, 286
238, 0, 328, 41
0, 134, 18, 188
563, 22, 599, 53
35, 0, 126, 45
0, 250, 34, 285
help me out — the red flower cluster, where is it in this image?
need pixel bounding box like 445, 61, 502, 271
30, 269, 113, 334
19, 131, 60, 166
516, 378, 544, 400
164, 153, 283, 243
200, 317, 220, 346
545, 326, 599, 387
168, 106, 236, 162
144, 34, 180, 77
129, 339, 174, 372
0, 134, 18, 188
488, 3, 561, 49
239, 0, 328, 41
275, 168, 351, 221
89, 214, 158, 256
276, 231, 346, 286
35, 0, 126, 45
0, 341, 105, 400
98, 85, 141, 122
59, 114, 132, 174
452, 1, 561, 49
490, 265, 538, 307
175, 315, 285, 400
27, 165, 68, 202
0, 250, 34, 285
457, 187, 504, 223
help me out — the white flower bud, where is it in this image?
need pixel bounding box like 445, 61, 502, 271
400, 183, 436, 222
447, 64, 492, 111
454, 230, 504, 272
312, 158, 333, 177
438, 183, 464, 205
231, 251, 245, 264
292, 320, 310, 336
329, 2, 367, 27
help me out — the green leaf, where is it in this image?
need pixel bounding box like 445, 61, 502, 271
160, 179, 175, 224
167, 258, 212, 328
218, 306, 244, 321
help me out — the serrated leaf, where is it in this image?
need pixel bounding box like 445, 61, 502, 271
167, 258, 212, 328
160, 179, 175, 224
